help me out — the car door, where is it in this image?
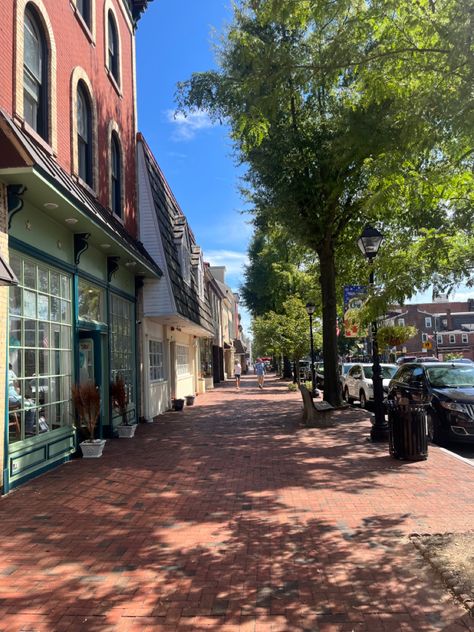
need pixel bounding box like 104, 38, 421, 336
389, 365, 414, 405
346, 365, 362, 399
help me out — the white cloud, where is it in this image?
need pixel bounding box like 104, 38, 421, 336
166, 109, 214, 141
204, 249, 248, 279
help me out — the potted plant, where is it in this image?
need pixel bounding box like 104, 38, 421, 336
172, 397, 185, 411
71, 381, 105, 458
111, 374, 137, 438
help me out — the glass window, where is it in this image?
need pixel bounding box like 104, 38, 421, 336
437, 334, 443, 343
449, 334, 456, 343
8, 253, 72, 443
110, 294, 135, 415
421, 333, 428, 342
199, 338, 213, 378
111, 132, 122, 217
107, 11, 119, 83
176, 344, 190, 376
78, 279, 105, 324
77, 0, 91, 28
425, 317, 432, 328
462, 334, 468, 343
24, 8, 48, 139
77, 82, 93, 186
397, 318, 405, 326
149, 340, 164, 381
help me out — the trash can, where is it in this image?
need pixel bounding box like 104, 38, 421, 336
387, 401, 428, 461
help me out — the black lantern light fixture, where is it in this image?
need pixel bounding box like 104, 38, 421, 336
305, 302, 317, 397
357, 225, 388, 441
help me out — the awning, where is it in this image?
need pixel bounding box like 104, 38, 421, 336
0, 254, 18, 286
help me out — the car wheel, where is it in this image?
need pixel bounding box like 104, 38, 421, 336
427, 412, 445, 445
359, 390, 367, 409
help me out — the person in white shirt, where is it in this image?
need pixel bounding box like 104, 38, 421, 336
234, 360, 242, 390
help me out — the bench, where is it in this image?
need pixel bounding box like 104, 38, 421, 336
299, 385, 335, 427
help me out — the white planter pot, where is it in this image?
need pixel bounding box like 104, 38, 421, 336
80, 439, 106, 458
117, 424, 137, 438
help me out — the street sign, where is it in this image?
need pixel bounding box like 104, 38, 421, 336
422, 341, 433, 350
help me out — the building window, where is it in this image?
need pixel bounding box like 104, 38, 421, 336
180, 241, 191, 286
421, 333, 428, 343
425, 317, 432, 328
176, 344, 190, 376
24, 7, 48, 140
110, 132, 122, 217
77, 0, 91, 28
78, 279, 105, 324
462, 333, 468, 344
107, 11, 120, 84
149, 340, 164, 381
449, 334, 456, 344
437, 334, 443, 344
77, 81, 93, 186
397, 318, 405, 326
8, 252, 72, 443
110, 294, 135, 417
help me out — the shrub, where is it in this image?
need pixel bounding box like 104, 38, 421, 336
71, 382, 101, 441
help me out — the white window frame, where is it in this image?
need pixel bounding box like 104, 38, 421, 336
421, 333, 428, 343
437, 334, 443, 344
424, 317, 432, 328
462, 333, 468, 344
449, 334, 456, 344
397, 318, 405, 326
176, 344, 190, 376
149, 339, 164, 382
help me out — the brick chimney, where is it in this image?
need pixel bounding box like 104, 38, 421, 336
446, 308, 453, 330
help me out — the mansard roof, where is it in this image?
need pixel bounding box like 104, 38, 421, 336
137, 133, 213, 332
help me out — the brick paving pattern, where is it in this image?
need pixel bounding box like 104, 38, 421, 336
0, 374, 473, 631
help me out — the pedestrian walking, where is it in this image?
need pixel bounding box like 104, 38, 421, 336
234, 360, 242, 390
255, 358, 266, 389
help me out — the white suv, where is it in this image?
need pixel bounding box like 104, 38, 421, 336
343, 363, 397, 408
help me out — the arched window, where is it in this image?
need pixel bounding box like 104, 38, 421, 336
107, 11, 119, 83
77, 82, 93, 186
77, 0, 91, 28
23, 6, 48, 139
110, 132, 122, 217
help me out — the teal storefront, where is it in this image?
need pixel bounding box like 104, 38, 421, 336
1, 118, 161, 492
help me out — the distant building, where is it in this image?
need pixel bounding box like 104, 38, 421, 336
384, 299, 474, 360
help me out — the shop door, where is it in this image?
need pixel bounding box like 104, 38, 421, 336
78, 331, 105, 436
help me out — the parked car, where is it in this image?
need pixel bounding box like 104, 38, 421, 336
298, 360, 311, 381
314, 362, 325, 388
386, 361, 474, 445
343, 363, 398, 408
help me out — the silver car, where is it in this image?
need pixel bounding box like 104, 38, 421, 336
343, 363, 397, 408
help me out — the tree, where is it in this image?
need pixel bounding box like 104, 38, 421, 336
178, 0, 474, 405
252, 296, 321, 376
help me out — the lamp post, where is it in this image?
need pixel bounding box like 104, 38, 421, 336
357, 225, 388, 442
305, 302, 317, 397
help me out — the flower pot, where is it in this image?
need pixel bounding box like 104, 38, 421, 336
80, 439, 106, 458
185, 395, 195, 406
172, 398, 185, 411
117, 424, 137, 438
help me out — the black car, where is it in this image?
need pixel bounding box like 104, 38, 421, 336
386, 362, 474, 445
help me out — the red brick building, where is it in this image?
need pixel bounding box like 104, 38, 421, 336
385, 300, 474, 360
0, 0, 160, 492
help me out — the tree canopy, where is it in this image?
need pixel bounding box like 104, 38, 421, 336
178, 0, 474, 404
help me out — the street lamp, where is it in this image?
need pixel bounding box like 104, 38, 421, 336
357, 225, 388, 442
305, 302, 317, 397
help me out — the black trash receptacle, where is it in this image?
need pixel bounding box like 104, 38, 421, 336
387, 401, 428, 461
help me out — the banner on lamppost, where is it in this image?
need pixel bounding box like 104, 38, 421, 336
343, 285, 367, 338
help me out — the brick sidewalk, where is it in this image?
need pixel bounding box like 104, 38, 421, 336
0, 374, 473, 631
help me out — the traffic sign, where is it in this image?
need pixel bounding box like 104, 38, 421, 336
422, 341, 432, 350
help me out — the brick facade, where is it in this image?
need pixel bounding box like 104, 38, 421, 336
386, 301, 474, 360
0, 0, 138, 235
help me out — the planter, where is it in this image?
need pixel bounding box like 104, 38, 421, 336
117, 424, 137, 438
172, 398, 185, 411
185, 395, 195, 406
80, 439, 106, 458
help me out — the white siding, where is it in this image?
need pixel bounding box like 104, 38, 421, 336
142, 319, 170, 419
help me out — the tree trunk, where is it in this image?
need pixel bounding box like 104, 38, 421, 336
318, 239, 342, 407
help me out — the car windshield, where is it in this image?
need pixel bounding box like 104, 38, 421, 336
363, 366, 397, 380
426, 366, 474, 388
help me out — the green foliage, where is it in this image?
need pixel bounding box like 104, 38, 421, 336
444, 353, 464, 361
252, 296, 321, 363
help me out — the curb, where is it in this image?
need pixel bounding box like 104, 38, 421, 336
410, 533, 474, 617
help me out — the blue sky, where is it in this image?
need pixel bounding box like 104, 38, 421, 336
135, 1, 253, 332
